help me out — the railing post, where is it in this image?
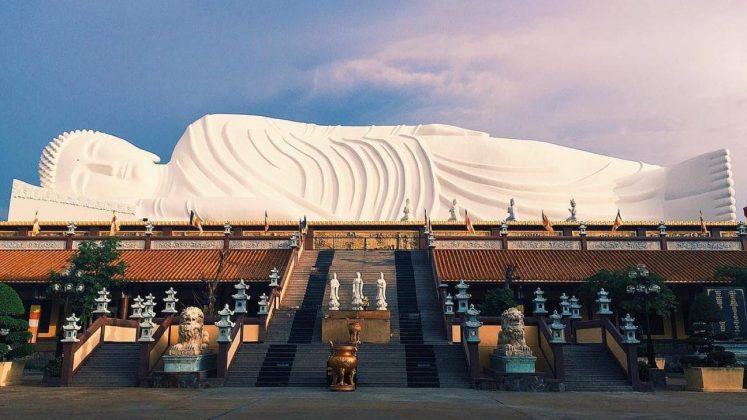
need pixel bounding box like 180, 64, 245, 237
624, 342, 641, 389
463, 305, 482, 382
60, 341, 75, 386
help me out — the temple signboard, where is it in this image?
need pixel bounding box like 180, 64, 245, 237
706, 288, 747, 338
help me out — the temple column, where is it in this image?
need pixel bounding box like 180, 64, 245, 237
119, 294, 129, 320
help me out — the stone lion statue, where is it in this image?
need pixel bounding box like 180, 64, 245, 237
497, 308, 533, 357
168, 306, 210, 356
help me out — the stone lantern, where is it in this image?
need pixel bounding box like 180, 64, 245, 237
427, 232, 436, 248
500, 221, 509, 236
532, 287, 548, 316
66, 222, 77, 236
258, 293, 269, 315
570, 295, 582, 320
578, 224, 587, 237
145, 222, 154, 235
596, 288, 613, 316
621, 313, 639, 344
738, 221, 746, 237
216, 304, 235, 342
92, 287, 111, 317
129, 295, 144, 320
269, 267, 280, 287
223, 222, 232, 235
464, 304, 482, 343
61, 313, 82, 342
162, 287, 179, 315
559, 293, 571, 317
658, 221, 667, 237
549, 311, 565, 343
290, 232, 299, 248
455, 280, 471, 315
138, 294, 156, 342
233, 280, 250, 314
444, 293, 455, 315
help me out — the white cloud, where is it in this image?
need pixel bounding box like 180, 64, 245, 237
308, 1, 747, 215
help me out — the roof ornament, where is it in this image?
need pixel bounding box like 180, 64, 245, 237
566, 198, 577, 222
506, 198, 516, 221
400, 198, 411, 221
448, 199, 459, 221
658, 221, 667, 237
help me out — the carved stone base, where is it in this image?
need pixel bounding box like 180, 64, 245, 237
490, 354, 536, 374
151, 371, 211, 388
485, 371, 564, 392
162, 354, 216, 373
322, 310, 390, 343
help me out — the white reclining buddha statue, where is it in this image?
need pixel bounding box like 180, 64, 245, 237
8, 114, 736, 222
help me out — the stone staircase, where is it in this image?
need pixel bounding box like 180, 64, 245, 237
225, 249, 471, 388
70, 342, 140, 387
225, 250, 334, 387
562, 344, 633, 391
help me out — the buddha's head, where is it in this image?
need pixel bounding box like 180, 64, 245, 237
39, 130, 162, 198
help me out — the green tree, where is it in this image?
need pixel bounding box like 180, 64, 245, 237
578, 267, 677, 318
479, 287, 517, 316
47, 238, 127, 325
0, 283, 33, 361
716, 266, 747, 288
688, 293, 722, 325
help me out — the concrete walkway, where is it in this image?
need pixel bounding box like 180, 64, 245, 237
3, 386, 747, 419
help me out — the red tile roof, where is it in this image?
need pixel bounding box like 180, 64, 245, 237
0, 249, 291, 283
433, 249, 747, 283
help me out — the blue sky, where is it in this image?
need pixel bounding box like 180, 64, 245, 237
1, 1, 745, 220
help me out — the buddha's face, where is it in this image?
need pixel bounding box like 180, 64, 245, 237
44, 131, 162, 198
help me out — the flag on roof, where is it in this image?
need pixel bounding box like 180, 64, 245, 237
189, 210, 203, 234
700, 210, 709, 235
31, 211, 40, 236
465, 209, 475, 234
109, 211, 120, 236
611, 209, 623, 232
541, 210, 554, 233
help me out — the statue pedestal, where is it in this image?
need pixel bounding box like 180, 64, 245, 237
322, 310, 390, 343
163, 354, 217, 373
490, 353, 537, 374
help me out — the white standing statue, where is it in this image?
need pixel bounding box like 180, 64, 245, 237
448, 198, 459, 221
567, 198, 577, 222
11, 114, 736, 221
506, 198, 516, 221
329, 272, 340, 311
351, 272, 364, 310
401, 198, 411, 221
376, 272, 388, 311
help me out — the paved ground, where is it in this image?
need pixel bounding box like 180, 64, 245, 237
3, 385, 747, 419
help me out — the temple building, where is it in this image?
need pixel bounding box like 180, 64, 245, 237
1, 216, 746, 389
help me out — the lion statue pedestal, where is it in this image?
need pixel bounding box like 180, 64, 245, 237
162, 307, 216, 374
490, 308, 536, 374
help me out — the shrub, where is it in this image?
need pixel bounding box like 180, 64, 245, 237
682, 321, 737, 368
688, 293, 722, 326
479, 287, 517, 317
0, 283, 33, 361
44, 357, 62, 378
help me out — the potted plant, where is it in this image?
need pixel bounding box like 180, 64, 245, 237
682, 321, 742, 392
0, 283, 34, 386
